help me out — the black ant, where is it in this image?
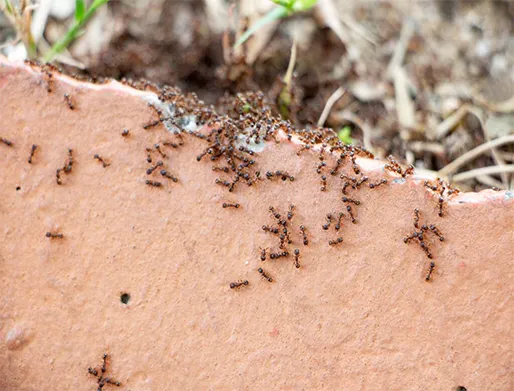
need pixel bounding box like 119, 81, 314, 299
269, 206, 282, 220
145, 148, 153, 163
146, 161, 163, 175
160, 170, 178, 182
145, 180, 162, 187
322, 214, 333, 230
299, 225, 308, 245
212, 166, 229, 173
28, 144, 37, 164
335, 212, 344, 230
342, 196, 360, 205
287, 204, 295, 220
269, 251, 288, 259
316, 161, 326, 174
143, 120, 160, 129
369, 179, 387, 189
230, 280, 249, 289
154, 144, 166, 158
46, 232, 63, 239
56, 168, 63, 185
259, 247, 268, 261
262, 225, 279, 234
258, 268, 273, 282
94, 154, 111, 168
215, 178, 231, 188
222, 202, 240, 208
87, 353, 121, 391
293, 249, 300, 268
162, 140, 179, 149
296, 144, 311, 155
385, 155, 414, 178
63, 93, 74, 110
425, 262, 435, 281
329, 237, 343, 246
0, 137, 13, 147
121, 129, 130, 137
330, 157, 344, 176
63, 149, 73, 173
404, 209, 444, 259
320, 175, 327, 191
346, 206, 356, 224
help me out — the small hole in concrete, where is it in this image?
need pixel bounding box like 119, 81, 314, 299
16, 186, 21, 191
456, 387, 467, 391
120, 293, 130, 305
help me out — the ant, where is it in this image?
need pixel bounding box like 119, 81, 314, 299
215, 178, 231, 188
162, 140, 180, 149
258, 268, 273, 282
299, 225, 308, 245
154, 144, 166, 158
403, 209, 444, 259
63, 149, 73, 173
222, 202, 240, 208
425, 262, 435, 282
143, 120, 160, 129
369, 179, 387, 189
330, 157, 344, 176
329, 237, 343, 246
342, 196, 360, 205
316, 161, 326, 174
46, 232, 64, 239
146, 161, 163, 175
28, 144, 38, 164
287, 204, 295, 220
296, 144, 311, 155
262, 225, 279, 234
320, 175, 327, 191
346, 206, 356, 224
56, 168, 63, 185
269, 251, 288, 259
63, 93, 74, 110
1, 137, 13, 146
230, 280, 249, 289
160, 170, 178, 182
335, 212, 344, 230
293, 249, 300, 268
384, 155, 414, 178
145, 148, 153, 163
145, 180, 162, 187
322, 214, 333, 230
94, 154, 111, 168
212, 166, 229, 173
259, 247, 268, 261
87, 353, 121, 391
121, 129, 130, 137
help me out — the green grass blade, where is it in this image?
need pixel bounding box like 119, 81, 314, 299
234, 6, 289, 48
75, 0, 85, 22
44, 0, 110, 62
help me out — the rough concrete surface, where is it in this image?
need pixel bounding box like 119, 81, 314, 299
0, 60, 513, 391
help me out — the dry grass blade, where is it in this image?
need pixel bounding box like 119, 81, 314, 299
451, 165, 514, 183
394, 67, 416, 135
386, 18, 415, 80
435, 103, 472, 140
316, 0, 349, 46
438, 134, 514, 177
317, 86, 345, 127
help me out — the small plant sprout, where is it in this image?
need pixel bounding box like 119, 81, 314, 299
234, 0, 319, 48
44, 0, 111, 62
338, 126, 353, 145
0, 0, 37, 59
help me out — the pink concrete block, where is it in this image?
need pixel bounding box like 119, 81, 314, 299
0, 60, 512, 391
